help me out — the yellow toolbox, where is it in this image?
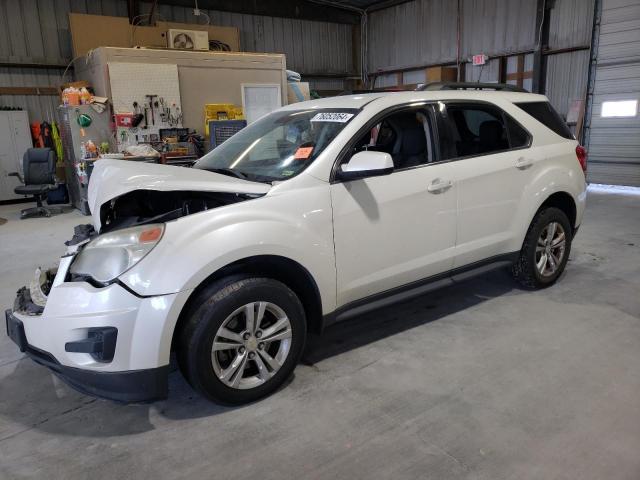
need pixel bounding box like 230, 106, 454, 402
204, 104, 244, 136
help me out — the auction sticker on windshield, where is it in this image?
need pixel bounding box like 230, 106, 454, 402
294, 146, 314, 159
310, 112, 354, 123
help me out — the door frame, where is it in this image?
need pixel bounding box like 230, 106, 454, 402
329, 101, 443, 183
437, 100, 533, 160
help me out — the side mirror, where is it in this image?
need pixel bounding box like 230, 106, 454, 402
337, 151, 394, 181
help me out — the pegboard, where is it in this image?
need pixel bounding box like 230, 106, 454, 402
108, 62, 183, 148
108, 62, 182, 114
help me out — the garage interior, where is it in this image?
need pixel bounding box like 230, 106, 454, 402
0, 0, 639, 478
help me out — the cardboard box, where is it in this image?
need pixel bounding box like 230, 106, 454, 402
69, 14, 131, 57
69, 13, 240, 58
426, 66, 458, 83
58, 81, 90, 100
287, 82, 310, 103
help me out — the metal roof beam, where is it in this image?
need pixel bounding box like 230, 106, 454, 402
155, 0, 361, 24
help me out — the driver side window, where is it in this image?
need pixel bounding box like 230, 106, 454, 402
352, 107, 437, 170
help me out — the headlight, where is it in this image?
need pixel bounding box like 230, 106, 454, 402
70, 224, 164, 283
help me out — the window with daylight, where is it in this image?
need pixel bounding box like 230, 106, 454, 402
601, 100, 638, 118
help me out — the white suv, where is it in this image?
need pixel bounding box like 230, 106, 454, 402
6, 86, 587, 404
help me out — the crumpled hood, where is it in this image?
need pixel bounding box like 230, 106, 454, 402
87, 159, 271, 229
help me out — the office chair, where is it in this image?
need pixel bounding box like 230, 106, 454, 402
10, 148, 62, 219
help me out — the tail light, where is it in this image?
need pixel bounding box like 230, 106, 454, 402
576, 145, 587, 173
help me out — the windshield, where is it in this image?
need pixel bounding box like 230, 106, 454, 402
194, 108, 359, 182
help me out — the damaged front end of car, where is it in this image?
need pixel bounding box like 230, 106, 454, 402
10, 154, 272, 310
98, 189, 261, 233
5, 159, 274, 402
14, 267, 56, 315
14, 183, 267, 315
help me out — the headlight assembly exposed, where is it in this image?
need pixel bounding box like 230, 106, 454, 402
69, 224, 164, 283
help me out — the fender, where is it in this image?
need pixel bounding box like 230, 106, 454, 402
506, 143, 587, 253
119, 183, 336, 309
118, 186, 336, 368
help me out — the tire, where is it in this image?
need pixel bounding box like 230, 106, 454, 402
512, 207, 573, 289
177, 276, 307, 405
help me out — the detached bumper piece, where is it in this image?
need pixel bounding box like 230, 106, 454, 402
14, 287, 43, 315
5, 309, 168, 403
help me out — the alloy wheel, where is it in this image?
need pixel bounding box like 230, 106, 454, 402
535, 221, 566, 277
211, 302, 292, 389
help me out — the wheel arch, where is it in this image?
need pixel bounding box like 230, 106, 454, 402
171, 255, 324, 351
537, 191, 577, 232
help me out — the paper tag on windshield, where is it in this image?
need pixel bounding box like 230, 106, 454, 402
310, 112, 354, 123
294, 146, 314, 159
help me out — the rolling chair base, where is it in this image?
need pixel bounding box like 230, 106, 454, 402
20, 206, 63, 219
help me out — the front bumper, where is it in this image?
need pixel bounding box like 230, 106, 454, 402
5, 253, 192, 403
6, 309, 168, 402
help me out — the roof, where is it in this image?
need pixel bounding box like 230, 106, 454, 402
280, 90, 549, 111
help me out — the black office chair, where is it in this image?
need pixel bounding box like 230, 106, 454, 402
10, 148, 61, 219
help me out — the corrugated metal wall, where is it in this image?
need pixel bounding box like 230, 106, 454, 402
366, 0, 594, 117
367, 0, 458, 73
545, 49, 590, 118
586, 0, 640, 186
0, 67, 61, 123
543, 0, 594, 120
146, 2, 354, 75
464, 58, 502, 83
547, 0, 595, 49
460, 0, 537, 57
0, 0, 354, 121
367, 0, 536, 73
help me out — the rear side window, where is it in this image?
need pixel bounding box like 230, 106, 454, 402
515, 101, 574, 139
505, 116, 530, 148
442, 104, 510, 158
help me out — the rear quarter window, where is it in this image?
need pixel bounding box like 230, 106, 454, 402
514, 101, 574, 140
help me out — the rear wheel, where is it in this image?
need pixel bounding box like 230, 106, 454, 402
512, 207, 572, 289
178, 276, 306, 405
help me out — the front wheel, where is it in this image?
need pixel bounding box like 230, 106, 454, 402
512, 207, 573, 289
177, 276, 306, 405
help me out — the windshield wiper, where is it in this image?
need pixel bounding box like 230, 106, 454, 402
207, 168, 248, 180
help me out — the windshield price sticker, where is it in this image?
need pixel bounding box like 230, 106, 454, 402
294, 146, 314, 159
310, 112, 354, 123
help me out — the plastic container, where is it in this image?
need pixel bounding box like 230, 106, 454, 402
79, 87, 91, 105
204, 104, 244, 136
66, 89, 80, 106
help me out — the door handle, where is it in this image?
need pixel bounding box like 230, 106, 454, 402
515, 157, 533, 170
427, 178, 453, 194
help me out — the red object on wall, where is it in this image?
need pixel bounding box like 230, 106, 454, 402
472, 54, 487, 66
115, 113, 135, 127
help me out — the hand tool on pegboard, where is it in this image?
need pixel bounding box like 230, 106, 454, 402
146, 94, 158, 126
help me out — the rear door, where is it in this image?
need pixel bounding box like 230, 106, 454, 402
438, 101, 533, 268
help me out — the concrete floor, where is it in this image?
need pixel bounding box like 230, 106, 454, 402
0, 188, 638, 480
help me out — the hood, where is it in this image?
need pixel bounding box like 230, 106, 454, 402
87, 159, 271, 230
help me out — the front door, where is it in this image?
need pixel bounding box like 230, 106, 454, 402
331, 106, 457, 307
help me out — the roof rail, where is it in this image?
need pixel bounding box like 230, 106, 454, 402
416, 82, 529, 93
